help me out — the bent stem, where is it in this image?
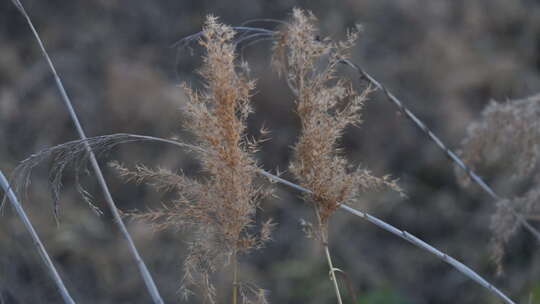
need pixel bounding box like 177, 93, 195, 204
11, 133, 518, 304
257, 169, 516, 304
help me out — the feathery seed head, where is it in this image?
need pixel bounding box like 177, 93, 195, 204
115, 16, 272, 303
457, 94, 540, 273
275, 9, 401, 224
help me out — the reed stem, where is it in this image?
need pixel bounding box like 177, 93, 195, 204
9, 1, 164, 302
232, 253, 238, 304
339, 57, 540, 243
324, 245, 343, 304
314, 207, 343, 304
0, 170, 76, 304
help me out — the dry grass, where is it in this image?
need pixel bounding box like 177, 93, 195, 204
4, 3, 538, 304
271, 10, 402, 303
113, 17, 273, 304
273, 9, 401, 225
457, 93, 540, 273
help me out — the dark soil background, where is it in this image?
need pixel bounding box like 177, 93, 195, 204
1, 1, 540, 303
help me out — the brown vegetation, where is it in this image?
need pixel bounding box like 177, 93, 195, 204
3, 2, 540, 304
113, 17, 273, 304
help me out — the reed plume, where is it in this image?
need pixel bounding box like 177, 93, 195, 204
114, 16, 273, 303
272, 8, 401, 303
274, 9, 401, 225
456, 93, 540, 273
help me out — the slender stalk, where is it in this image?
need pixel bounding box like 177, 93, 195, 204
232, 253, 238, 304
314, 207, 343, 304
9, 1, 164, 303
323, 245, 343, 304
339, 58, 540, 243
0, 170, 76, 304
338, 204, 515, 304
256, 169, 516, 304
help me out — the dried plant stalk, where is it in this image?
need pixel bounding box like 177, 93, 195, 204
257, 171, 516, 304
0, 170, 76, 304
8, 1, 164, 302
338, 58, 540, 257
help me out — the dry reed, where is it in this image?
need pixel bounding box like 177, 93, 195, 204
8, 0, 163, 302
113, 17, 273, 304
0, 170, 75, 304
4, 4, 527, 304
456, 93, 540, 273
271, 9, 402, 303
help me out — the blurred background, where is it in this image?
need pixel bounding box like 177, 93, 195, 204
1, 0, 540, 303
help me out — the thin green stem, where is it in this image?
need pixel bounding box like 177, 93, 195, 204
232, 252, 238, 304
314, 207, 343, 304
324, 244, 343, 304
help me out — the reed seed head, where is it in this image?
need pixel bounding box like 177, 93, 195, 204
114, 16, 273, 303
275, 9, 401, 224
457, 94, 540, 273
